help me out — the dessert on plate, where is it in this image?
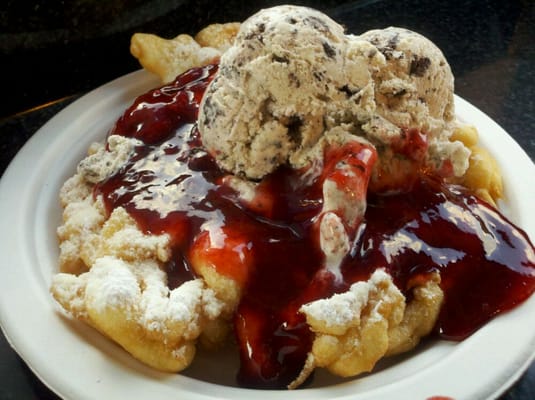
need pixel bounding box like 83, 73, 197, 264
50, 5, 535, 389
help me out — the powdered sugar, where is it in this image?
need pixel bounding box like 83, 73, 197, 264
300, 269, 397, 330
53, 254, 225, 327
85, 256, 141, 314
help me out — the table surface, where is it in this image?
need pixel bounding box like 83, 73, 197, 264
1, 0, 534, 398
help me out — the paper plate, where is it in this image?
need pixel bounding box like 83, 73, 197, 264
0, 69, 534, 400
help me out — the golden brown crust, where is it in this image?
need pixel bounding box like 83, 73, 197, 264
450, 123, 503, 205
194, 22, 240, 51
386, 274, 443, 356
52, 137, 230, 373
294, 270, 443, 388
130, 23, 240, 83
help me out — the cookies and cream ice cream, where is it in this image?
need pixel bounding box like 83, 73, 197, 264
361, 27, 468, 177
198, 5, 469, 183
198, 5, 382, 179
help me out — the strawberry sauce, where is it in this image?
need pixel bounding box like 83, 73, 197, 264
94, 65, 535, 388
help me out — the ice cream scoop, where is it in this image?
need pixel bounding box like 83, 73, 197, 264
198, 5, 383, 179
361, 27, 469, 177
198, 6, 469, 185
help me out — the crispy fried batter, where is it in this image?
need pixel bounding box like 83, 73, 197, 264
451, 123, 503, 205
52, 136, 232, 373
130, 23, 239, 83
194, 23, 240, 51
51, 257, 223, 372
386, 273, 443, 356
294, 270, 443, 389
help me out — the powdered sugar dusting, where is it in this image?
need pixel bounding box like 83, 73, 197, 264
301, 269, 395, 330
85, 256, 141, 313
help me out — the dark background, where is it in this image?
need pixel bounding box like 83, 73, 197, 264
1, 0, 534, 399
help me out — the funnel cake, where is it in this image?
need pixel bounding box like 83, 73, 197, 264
51, 5, 535, 390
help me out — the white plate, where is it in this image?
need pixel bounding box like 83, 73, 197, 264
0, 69, 534, 400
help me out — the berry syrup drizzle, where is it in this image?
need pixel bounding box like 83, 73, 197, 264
94, 65, 535, 388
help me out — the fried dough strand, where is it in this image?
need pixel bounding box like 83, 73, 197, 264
130, 23, 239, 83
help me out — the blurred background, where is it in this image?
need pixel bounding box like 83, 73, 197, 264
0, 0, 534, 398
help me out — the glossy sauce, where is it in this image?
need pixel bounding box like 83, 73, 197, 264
95, 65, 535, 388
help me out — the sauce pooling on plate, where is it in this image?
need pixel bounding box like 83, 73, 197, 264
94, 65, 535, 388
